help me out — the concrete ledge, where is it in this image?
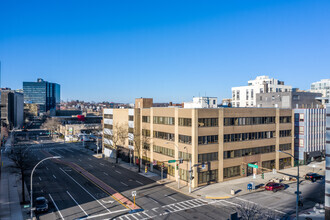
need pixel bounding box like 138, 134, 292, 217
205, 196, 232, 200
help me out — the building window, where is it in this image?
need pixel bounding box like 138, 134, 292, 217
198, 169, 218, 184
179, 168, 189, 182
299, 126, 304, 135
198, 118, 218, 127
224, 166, 240, 179
178, 135, 192, 144
142, 116, 150, 123
198, 135, 218, 145
280, 116, 291, 123
153, 131, 175, 141
198, 152, 218, 162
153, 116, 175, 125
224, 131, 275, 142
236, 91, 240, 100
299, 114, 304, 122
178, 118, 192, 127
232, 90, 235, 100
153, 145, 174, 157
259, 96, 262, 101
251, 89, 254, 98
179, 151, 191, 160
128, 115, 134, 121
279, 157, 291, 169
128, 127, 134, 133
168, 165, 175, 176
104, 114, 113, 119
129, 140, 134, 146
224, 145, 275, 159
299, 139, 304, 147
262, 160, 275, 170
104, 124, 113, 129
224, 117, 275, 126
143, 143, 150, 150
279, 130, 291, 137
279, 143, 291, 151
142, 129, 150, 137
246, 90, 249, 100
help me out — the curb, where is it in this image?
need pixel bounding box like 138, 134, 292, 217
205, 196, 232, 200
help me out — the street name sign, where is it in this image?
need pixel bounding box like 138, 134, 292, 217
247, 164, 258, 169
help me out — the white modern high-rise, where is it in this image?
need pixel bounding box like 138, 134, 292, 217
183, 97, 217, 108
231, 75, 292, 107
310, 79, 330, 104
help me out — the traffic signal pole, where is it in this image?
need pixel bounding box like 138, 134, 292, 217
189, 160, 192, 193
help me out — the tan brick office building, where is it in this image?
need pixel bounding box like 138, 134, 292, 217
103, 98, 294, 188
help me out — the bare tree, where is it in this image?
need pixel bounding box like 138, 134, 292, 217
133, 129, 150, 173
8, 145, 31, 204
41, 117, 60, 138
110, 123, 128, 163
234, 201, 279, 220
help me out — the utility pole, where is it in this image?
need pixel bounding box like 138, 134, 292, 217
189, 160, 192, 193
161, 163, 164, 181
96, 137, 99, 155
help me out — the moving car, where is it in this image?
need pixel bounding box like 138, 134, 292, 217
265, 182, 285, 192
35, 197, 48, 213
304, 173, 323, 182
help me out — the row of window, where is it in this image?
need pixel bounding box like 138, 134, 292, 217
279, 130, 292, 137
198, 169, 218, 184
104, 134, 113, 140
198, 118, 218, 127
179, 118, 192, 127
198, 135, 218, 145
179, 135, 192, 144
104, 124, 113, 129
279, 143, 291, 151
224, 166, 240, 179
104, 114, 113, 119
224, 145, 275, 159
223, 117, 275, 126
129, 115, 134, 121
198, 152, 218, 162
224, 131, 275, 143
280, 116, 291, 123
128, 127, 134, 133
143, 143, 150, 150
153, 145, 175, 157
153, 116, 175, 125
142, 116, 150, 123
179, 151, 192, 160
179, 168, 189, 182
142, 129, 150, 137
153, 131, 175, 141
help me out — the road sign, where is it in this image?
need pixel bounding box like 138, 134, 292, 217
132, 191, 137, 197
248, 164, 258, 169
153, 160, 157, 166
23, 204, 30, 208
168, 160, 176, 163
201, 164, 206, 170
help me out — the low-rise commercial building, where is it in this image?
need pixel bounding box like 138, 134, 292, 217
103, 98, 294, 188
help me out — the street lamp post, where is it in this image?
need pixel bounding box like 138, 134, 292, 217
277, 150, 300, 220
30, 156, 61, 220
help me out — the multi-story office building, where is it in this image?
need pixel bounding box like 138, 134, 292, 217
183, 97, 218, 108
0, 89, 24, 129
232, 75, 292, 108
325, 104, 330, 219
310, 79, 330, 105
23, 78, 60, 114
103, 98, 294, 188
256, 89, 322, 109
294, 109, 326, 163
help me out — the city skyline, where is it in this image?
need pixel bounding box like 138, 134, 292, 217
1, 0, 330, 103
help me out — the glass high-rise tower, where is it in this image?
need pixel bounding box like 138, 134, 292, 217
23, 78, 60, 114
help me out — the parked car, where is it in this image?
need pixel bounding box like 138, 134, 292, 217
265, 182, 285, 192
35, 197, 48, 213
304, 173, 323, 182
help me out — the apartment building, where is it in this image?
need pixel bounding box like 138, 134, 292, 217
325, 104, 330, 219
103, 98, 294, 188
310, 79, 330, 105
294, 108, 326, 163
232, 75, 292, 107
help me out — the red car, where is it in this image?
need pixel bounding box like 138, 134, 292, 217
265, 182, 285, 192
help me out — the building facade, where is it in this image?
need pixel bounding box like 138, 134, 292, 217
256, 90, 322, 109
232, 75, 292, 108
23, 78, 60, 114
183, 97, 218, 108
294, 109, 326, 163
310, 79, 330, 104
325, 104, 330, 218
103, 98, 294, 188
0, 90, 24, 129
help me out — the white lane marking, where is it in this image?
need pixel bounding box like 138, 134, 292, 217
136, 180, 143, 185
78, 159, 82, 162
121, 182, 128, 186
100, 163, 105, 166
129, 214, 139, 220
86, 209, 127, 219
60, 168, 111, 213
103, 172, 108, 176
41, 189, 44, 192
101, 199, 114, 204
67, 191, 88, 216
53, 175, 57, 179
149, 198, 159, 204
165, 195, 177, 201
46, 167, 49, 170
88, 158, 92, 160
49, 194, 64, 220
89, 164, 93, 167
39, 177, 42, 181
115, 170, 121, 174
234, 197, 286, 215
65, 148, 74, 153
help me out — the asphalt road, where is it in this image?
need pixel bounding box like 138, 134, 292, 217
24, 142, 236, 220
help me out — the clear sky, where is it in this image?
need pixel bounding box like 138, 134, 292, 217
1, 0, 330, 103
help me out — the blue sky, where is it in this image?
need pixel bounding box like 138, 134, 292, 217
1, 0, 330, 103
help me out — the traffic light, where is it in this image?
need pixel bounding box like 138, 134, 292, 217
242, 168, 245, 175
145, 166, 148, 173
261, 172, 264, 179
162, 163, 164, 169
176, 163, 179, 170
